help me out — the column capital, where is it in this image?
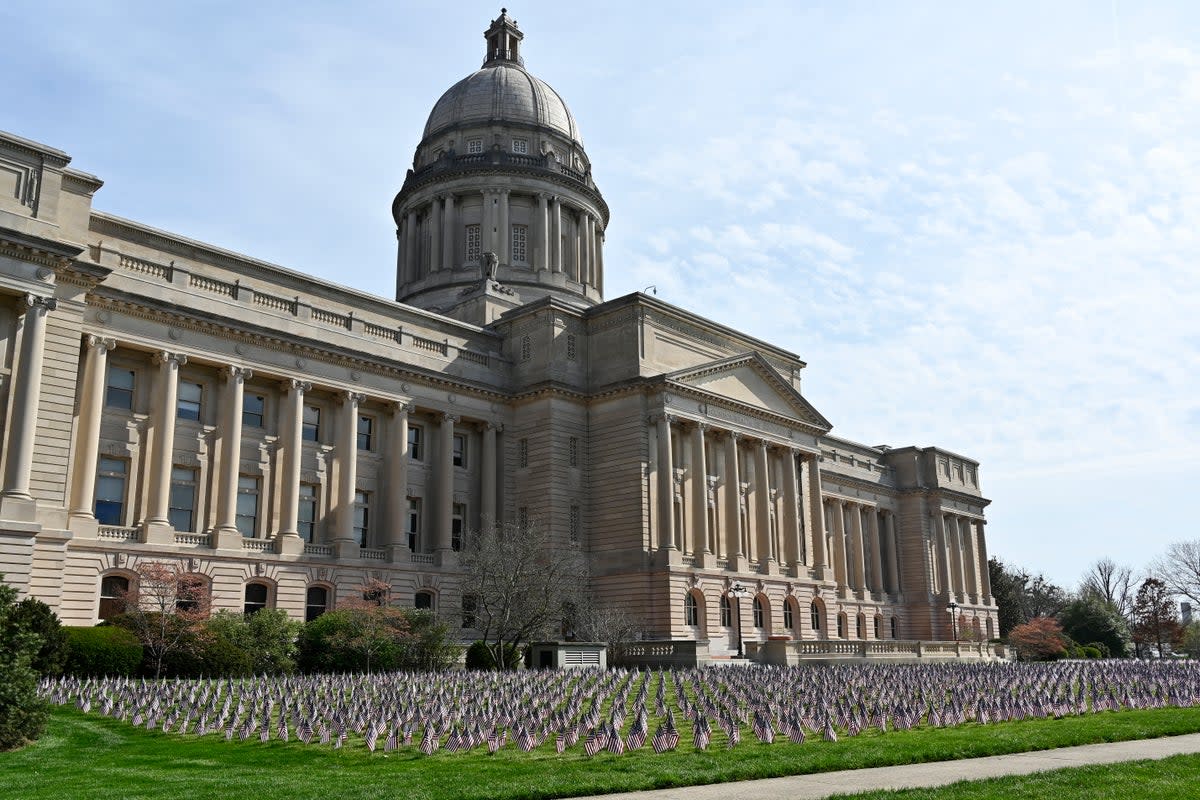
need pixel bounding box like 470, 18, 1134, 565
280, 378, 312, 393
479, 420, 501, 432
224, 365, 252, 383
440, 412, 460, 424
342, 390, 366, 406
153, 351, 187, 367
23, 293, 57, 313
86, 335, 117, 353
390, 399, 414, 415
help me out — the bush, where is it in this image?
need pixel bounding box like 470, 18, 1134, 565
0, 578, 46, 749
299, 606, 460, 674
466, 640, 521, 670
11, 599, 67, 676
204, 610, 301, 675
64, 626, 143, 677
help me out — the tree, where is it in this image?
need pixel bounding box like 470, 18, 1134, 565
1131, 577, 1182, 658
1079, 557, 1135, 621
1153, 541, 1200, 607
1008, 616, 1069, 661
459, 521, 587, 670
10, 598, 67, 676
112, 561, 210, 678
1059, 595, 1129, 657
988, 557, 1068, 637
0, 576, 47, 749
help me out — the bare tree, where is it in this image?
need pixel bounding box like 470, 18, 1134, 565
1154, 541, 1200, 607
459, 521, 586, 669
572, 597, 645, 665
1079, 557, 1135, 619
116, 561, 210, 678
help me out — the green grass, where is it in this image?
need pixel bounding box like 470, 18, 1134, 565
831, 753, 1200, 799
5, 706, 1200, 800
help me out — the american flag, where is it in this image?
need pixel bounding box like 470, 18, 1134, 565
751, 712, 774, 744
584, 728, 603, 757
692, 714, 711, 750
420, 725, 438, 755
606, 723, 625, 755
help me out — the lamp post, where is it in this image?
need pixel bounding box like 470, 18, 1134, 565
947, 600, 959, 641
730, 582, 750, 659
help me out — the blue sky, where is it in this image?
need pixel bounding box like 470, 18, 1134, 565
4, 1, 1198, 590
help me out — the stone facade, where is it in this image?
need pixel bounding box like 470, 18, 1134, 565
0, 12, 996, 651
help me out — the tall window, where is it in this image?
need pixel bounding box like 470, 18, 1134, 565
302, 405, 320, 442
461, 594, 478, 628
407, 497, 421, 551
837, 613, 846, 639
408, 426, 424, 460
858, 613, 867, 640
242, 394, 265, 428
168, 466, 198, 531
95, 457, 128, 525
415, 591, 434, 610
452, 434, 466, 467
466, 138, 483, 154
235, 475, 259, 537
783, 600, 794, 630
244, 583, 269, 615
451, 503, 465, 551
511, 224, 528, 262
353, 491, 370, 546
177, 381, 202, 421
357, 415, 374, 451
874, 616, 881, 639
720, 594, 732, 627
684, 593, 699, 626
810, 602, 822, 631
465, 224, 481, 262
891, 617, 899, 639
98, 575, 128, 621
511, 138, 528, 154
298, 484, 317, 542
305, 586, 329, 622
753, 596, 765, 628
105, 368, 135, 409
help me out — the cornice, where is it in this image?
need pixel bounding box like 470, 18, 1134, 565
662, 380, 829, 437
0, 131, 71, 168
818, 469, 899, 498
0, 229, 84, 262
900, 485, 992, 509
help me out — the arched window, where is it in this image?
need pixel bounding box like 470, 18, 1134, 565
720, 594, 732, 627
810, 601, 822, 631
782, 600, 794, 630
752, 596, 765, 628
244, 583, 269, 615
415, 590, 435, 610
684, 593, 699, 626
305, 586, 329, 622
98, 574, 129, 621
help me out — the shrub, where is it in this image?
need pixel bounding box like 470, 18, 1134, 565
466, 639, 520, 670
299, 605, 461, 674
64, 626, 143, 677
0, 578, 46, 749
11, 599, 67, 676
204, 610, 301, 675
1009, 616, 1069, 661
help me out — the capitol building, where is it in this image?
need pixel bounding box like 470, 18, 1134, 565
0, 11, 997, 655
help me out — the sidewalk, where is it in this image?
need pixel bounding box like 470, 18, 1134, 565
571, 733, 1200, 800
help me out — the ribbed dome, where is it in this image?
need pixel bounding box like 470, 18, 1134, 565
422, 63, 581, 145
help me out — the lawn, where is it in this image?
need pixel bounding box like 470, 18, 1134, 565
6, 705, 1200, 800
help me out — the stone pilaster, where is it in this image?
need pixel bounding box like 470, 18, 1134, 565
428, 196, 442, 274
480, 421, 498, 530
442, 194, 456, 271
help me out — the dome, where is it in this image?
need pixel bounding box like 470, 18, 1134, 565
422, 63, 582, 145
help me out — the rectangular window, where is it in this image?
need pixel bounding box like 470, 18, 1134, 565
177, 381, 202, 421
519, 437, 528, 468
357, 415, 374, 451
302, 405, 320, 442
511, 224, 527, 262
95, 457, 128, 525
569, 504, 580, 544
407, 497, 421, 551
453, 434, 466, 468
168, 466, 197, 532
466, 224, 481, 262
568, 437, 578, 468
451, 503, 465, 551
242, 394, 265, 428
354, 490, 370, 547
235, 475, 259, 537
511, 138, 528, 154
461, 594, 478, 629
298, 484, 317, 542
467, 138, 483, 154
105, 368, 135, 410
408, 425, 424, 461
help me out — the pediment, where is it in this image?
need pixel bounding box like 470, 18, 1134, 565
666, 353, 831, 432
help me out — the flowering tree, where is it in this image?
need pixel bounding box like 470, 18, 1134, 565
1008, 616, 1069, 661
115, 561, 210, 678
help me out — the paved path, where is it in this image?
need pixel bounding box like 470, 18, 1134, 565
571, 733, 1200, 800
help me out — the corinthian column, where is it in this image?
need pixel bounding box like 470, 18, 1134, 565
387, 401, 411, 560
830, 499, 848, 591
688, 423, 709, 565
782, 449, 801, 573
144, 351, 187, 539
803, 454, 826, 575
334, 391, 364, 558
868, 509, 884, 596
654, 414, 675, 554
214, 366, 251, 547
885, 510, 901, 595
435, 412, 458, 561
754, 440, 774, 572
723, 432, 743, 570
405, 210, 418, 281
1, 294, 55, 512
276, 379, 309, 551
551, 196, 562, 272
847, 503, 866, 593
69, 336, 115, 521
536, 193, 549, 271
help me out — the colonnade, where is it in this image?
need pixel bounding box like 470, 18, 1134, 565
0, 293, 56, 508
823, 498, 901, 599
932, 511, 992, 605
397, 189, 603, 290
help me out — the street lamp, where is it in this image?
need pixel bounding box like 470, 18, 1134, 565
729, 582, 750, 659
947, 601, 959, 641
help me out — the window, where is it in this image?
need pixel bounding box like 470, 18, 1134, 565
452, 434, 466, 467
357, 415, 374, 451
98, 575, 128, 621
511, 138, 528, 154
566, 333, 577, 361
415, 591, 434, 610
810, 602, 822, 631
242, 394, 265, 428
720, 595, 732, 627
568, 504, 580, 544
520, 335, 531, 362
858, 613, 867, 640
177, 381, 202, 421
235, 475, 259, 537
753, 596, 765, 628
466, 138, 483, 154
168, 466, 198, 532
175, 575, 207, 613
298, 484, 317, 542
511, 224, 528, 262
353, 491, 370, 546
874, 616, 881, 639
462, 594, 478, 628
302, 405, 320, 442
244, 583, 269, 616
684, 593, 699, 626
408, 425, 424, 460
519, 437, 528, 467
466, 224, 481, 262
305, 586, 329, 622
451, 503, 465, 551
95, 457, 128, 525
783, 601, 794, 630
407, 497, 421, 551
105, 368, 135, 409
568, 437, 579, 467
837, 613, 846, 638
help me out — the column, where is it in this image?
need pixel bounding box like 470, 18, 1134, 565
830, 499, 848, 590
442, 193, 456, 271
536, 193, 550, 271
723, 432, 742, 568
497, 189, 510, 265
803, 454, 827, 574
688, 423, 709, 563
0, 294, 55, 509
387, 402, 411, 558
754, 440, 773, 571
435, 413, 458, 560
276, 379, 309, 547
572, 212, 583, 282
480, 422, 497, 529
654, 414, 675, 553
69, 336, 115, 520
404, 210, 418, 281
428, 197, 442, 274
596, 226, 605, 295
481, 190, 495, 254
333, 391, 363, 557
884, 511, 901, 594
931, 511, 951, 597
782, 449, 801, 572
144, 351, 187, 534
584, 215, 595, 286
949, 515, 967, 600
868, 509, 884, 596
976, 520, 993, 603
214, 366, 251, 544
551, 196, 563, 272
961, 516, 980, 601
847, 502, 866, 592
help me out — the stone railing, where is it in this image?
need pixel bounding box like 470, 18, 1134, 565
174, 532, 209, 546
189, 273, 238, 298
619, 639, 711, 668
364, 322, 402, 342
411, 335, 448, 356
253, 290, 297, 315
119, 254, 173, 281
311, 307, 352, 329
757, 638, 1009, 666
360, 548, 386, 561
411, 553, 435, 564
243, 539, 273, 553
304, 543, 333, 556
97, 526, 139, 541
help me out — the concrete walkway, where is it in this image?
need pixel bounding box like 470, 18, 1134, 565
572, 733, 1200, 800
